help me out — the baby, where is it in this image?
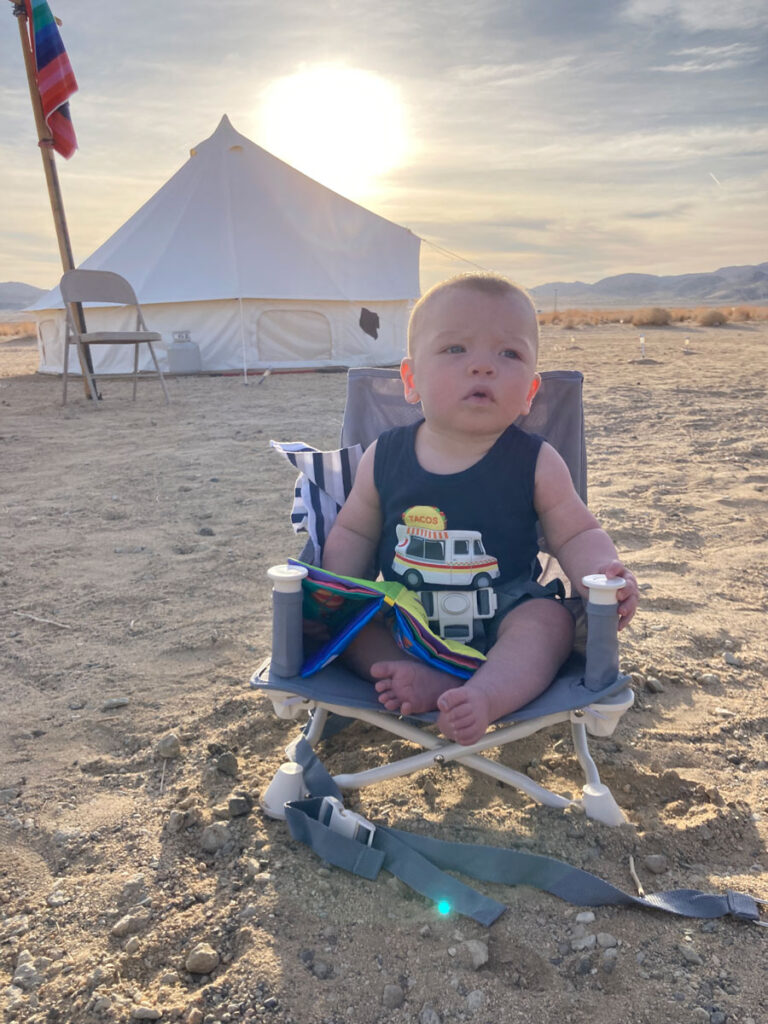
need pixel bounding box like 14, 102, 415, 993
322, 273, 638, 745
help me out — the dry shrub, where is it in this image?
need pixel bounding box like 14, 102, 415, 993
697, 308, 728, 326
537, 304, 768, 327
631, 307, 671, 327
0, 322, 36, 338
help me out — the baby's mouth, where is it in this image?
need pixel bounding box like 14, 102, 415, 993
464, 386, 494, 401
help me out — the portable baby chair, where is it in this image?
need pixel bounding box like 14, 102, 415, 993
250, 369, 768, 929
253, 367, 634, 827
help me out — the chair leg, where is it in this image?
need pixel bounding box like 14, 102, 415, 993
147, 343, 170, 404
62, 340, 70, 405
133, 344, 139, 401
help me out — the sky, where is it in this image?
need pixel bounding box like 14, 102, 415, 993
1, 0, 766, 294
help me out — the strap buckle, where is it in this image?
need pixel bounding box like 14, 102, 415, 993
319, 796, 376, 847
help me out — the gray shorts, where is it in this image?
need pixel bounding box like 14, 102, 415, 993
474, 575, 566, 652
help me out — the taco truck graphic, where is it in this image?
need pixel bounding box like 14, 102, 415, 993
392, 506, 500, 590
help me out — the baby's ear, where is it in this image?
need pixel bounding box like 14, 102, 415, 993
400, 357, 420, 404
525, 373, 541, 409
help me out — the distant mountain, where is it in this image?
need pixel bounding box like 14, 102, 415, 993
530, 262, 768, 309
0, 282, 47, 310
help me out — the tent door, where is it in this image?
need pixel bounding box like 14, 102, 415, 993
257, 309, 332, 363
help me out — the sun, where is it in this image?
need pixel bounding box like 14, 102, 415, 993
258, 66, 408, 199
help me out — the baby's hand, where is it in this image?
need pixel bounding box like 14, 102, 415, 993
599, 559, 638, 630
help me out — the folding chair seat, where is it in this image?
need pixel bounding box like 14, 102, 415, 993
60, 269, 170, 405
252, 367, 634, 828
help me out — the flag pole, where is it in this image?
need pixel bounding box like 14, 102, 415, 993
12, 0, 95, 396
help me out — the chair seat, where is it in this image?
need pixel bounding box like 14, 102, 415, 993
77, 331, 163, 344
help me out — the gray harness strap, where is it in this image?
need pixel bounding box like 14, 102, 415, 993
282, 739, 765, 927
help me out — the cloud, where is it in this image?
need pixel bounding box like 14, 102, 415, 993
623, 0, 767, 32
650, 43, 762, 73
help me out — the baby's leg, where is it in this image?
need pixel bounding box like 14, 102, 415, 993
437, 598, 574, 745
341, 618, 454, 716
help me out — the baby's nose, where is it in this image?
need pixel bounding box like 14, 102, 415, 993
470, 360, 495, 375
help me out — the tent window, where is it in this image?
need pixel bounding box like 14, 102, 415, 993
257, 310, 332, 362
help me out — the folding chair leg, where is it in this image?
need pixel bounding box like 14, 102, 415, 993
571, 718, 627, 825
79, 342, 100, 404
147, 342, 170, 404
62, 339, 70, 405
291, 702, 575, 810
133, 343, 139, 401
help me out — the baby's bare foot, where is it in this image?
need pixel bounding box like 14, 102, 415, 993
371, 659, 451, 716
436, 686, 491, 746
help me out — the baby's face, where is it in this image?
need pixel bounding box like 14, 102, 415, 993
401, 286, 540, 438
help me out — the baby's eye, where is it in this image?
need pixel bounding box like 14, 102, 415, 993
501, 348, 520, 359
443, 344, 465, 354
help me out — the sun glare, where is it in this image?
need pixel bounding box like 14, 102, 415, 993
258, 66, 408, 199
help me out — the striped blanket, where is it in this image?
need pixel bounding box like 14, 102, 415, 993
270, 441, 363, 556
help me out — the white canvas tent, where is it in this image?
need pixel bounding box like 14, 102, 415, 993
30, 116, 421, 375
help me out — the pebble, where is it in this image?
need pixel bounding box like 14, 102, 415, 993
0, 787, 20, 804
120, 875, 148, 904
678, 944, 703, 966
111, 909, 150, 937
3, 914, 29, 937
167, 809, 185, 832
228, 792, 254, 818
187, 1011, 204, 1024
724, 652, 743, 667
382, 984, 405, 1009
643, 854, 669, 874
125, 936, 141, 955
312, 959, 332, 979
131, 1008, 162, 1020
699, 673, 720, 685
156, 734, 181, 759
419, 1006, 442, 1024
462, 939, 488, 970
200, 823, 229, 852
12, 961, 43, 991
575, 911, 595, 924
645, 677, 665, 693
467, 990, 485, 1011
217, 752, 238, 776
185, 943, 220, 974
571, 934, 596, 952
101, 697, 130, 710
46, 890, 70, 907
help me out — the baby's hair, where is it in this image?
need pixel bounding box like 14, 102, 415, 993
407, 272, 538, 354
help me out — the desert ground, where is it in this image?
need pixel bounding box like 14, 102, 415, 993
1, 321, 766, 1024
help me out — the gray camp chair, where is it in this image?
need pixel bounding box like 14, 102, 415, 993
252, 367, 633, 827
60, 269, 169, 405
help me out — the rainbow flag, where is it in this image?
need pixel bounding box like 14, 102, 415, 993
25, 0, 78, 158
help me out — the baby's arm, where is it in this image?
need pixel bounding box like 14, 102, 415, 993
321, 442, 382, 579
534, 443, 638, 628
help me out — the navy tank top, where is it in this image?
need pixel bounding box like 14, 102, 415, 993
373, 420, 543, 588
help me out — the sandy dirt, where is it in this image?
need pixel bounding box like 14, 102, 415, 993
0, 323, 766, 1024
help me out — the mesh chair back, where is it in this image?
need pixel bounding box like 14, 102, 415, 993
341, 367, 587, 502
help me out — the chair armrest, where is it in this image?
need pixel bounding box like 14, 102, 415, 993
268, 565, 308, 677
582, 575, 623, 691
